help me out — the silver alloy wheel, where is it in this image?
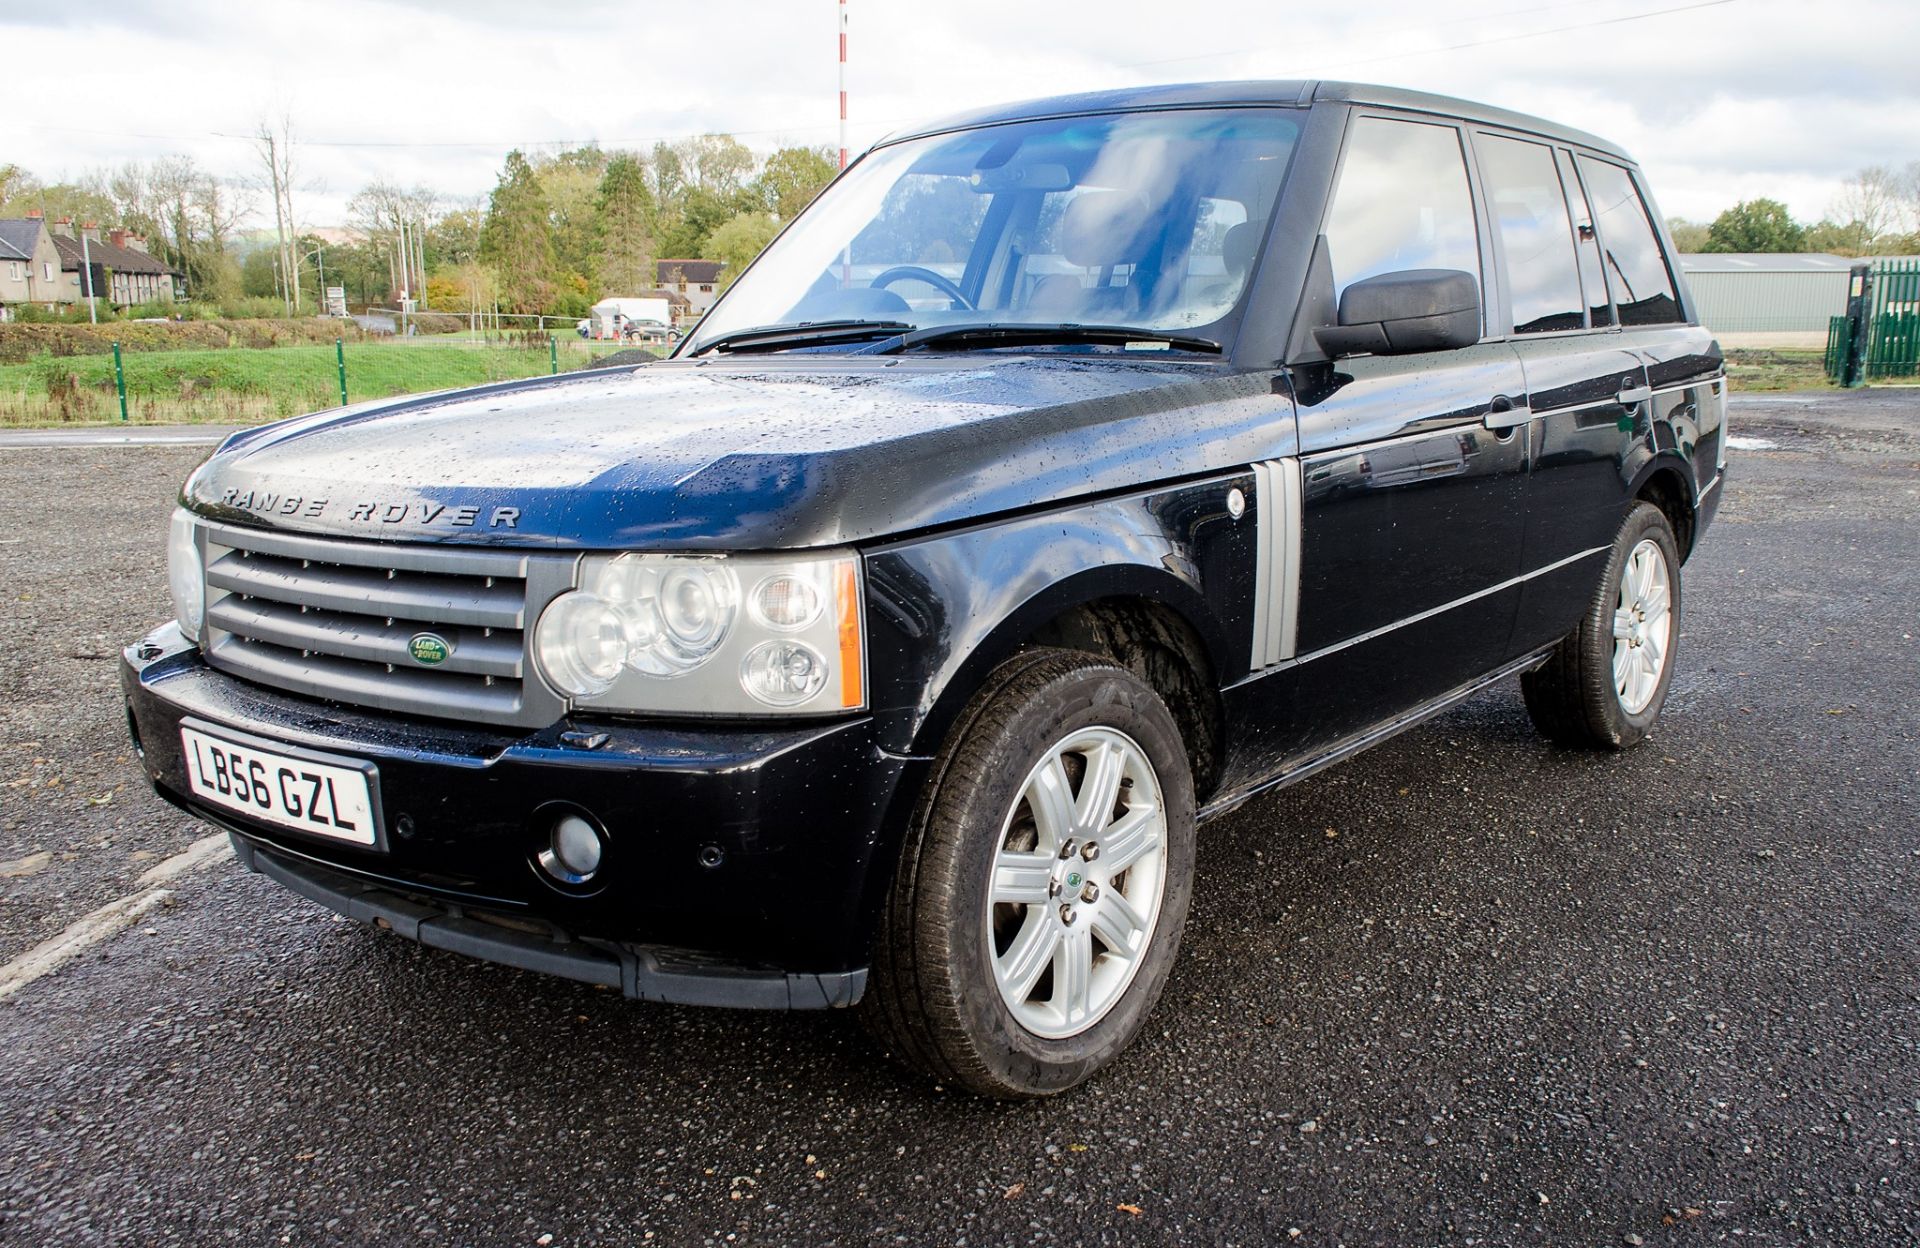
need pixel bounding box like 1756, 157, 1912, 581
1612, 537, 1674, 715
986, 726, 1169, 1040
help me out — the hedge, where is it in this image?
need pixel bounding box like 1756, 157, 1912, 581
0, 318, 409, 364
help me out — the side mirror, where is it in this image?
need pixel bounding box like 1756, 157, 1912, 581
1313, 269, 1480, 357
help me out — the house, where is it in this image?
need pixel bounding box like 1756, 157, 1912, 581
655, 259, 725, 319
50, 220, 179, 307
0, 211, 68, 313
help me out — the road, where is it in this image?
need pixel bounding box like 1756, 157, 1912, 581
1, 390, 1916, 1245
0, 425, 240, 449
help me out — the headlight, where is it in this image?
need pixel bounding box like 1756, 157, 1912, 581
167, 509, 205, 642
534, 551, 864, 715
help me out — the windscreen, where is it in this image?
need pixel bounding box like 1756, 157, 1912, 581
686, 108, 1301, 352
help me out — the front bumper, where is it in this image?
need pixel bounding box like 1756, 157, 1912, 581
123, 623, 928, 1002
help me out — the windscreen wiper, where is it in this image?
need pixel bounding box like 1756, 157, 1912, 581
687, 320, 914, 357
877, 323, 1223, 355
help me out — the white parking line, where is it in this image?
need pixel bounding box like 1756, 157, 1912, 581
0, 426, 243, 449
0, 832, 232, 1002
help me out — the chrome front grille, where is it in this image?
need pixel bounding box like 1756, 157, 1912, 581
200, 522, 573, 727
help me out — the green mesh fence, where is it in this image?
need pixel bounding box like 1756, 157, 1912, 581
0, 333, 650, 426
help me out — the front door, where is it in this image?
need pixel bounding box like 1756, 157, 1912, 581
1279, 113, 1532, 755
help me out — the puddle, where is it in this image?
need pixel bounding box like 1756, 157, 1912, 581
1725, 436, 1779, 451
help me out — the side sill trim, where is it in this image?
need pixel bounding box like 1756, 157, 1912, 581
1200, 645, 1556, 823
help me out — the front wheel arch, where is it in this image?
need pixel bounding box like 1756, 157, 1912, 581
903, 566, 1229, 785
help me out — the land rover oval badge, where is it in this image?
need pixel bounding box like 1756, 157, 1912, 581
408, 632, 453, 666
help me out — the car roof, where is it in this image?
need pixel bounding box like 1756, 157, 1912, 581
880, 80, 1631, 163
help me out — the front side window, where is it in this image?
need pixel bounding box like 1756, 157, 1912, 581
1323, 116, 1481, 306
688, 108, 1300, 351
1476, 134, 1585, 334
1575, 157, 1681, 327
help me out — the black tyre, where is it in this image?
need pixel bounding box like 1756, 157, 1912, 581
861, 648, 1197, 1098
1522, 501, 1683, 750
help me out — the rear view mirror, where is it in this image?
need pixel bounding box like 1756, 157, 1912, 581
968, 163, 1073, 194
1314, 269, 1480, 357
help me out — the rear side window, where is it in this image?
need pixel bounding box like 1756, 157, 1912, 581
1557, 149, 1613, 328
1476, 134, 1585, 334
1575, 157, 1681, 327
1325, 117, 1481, 305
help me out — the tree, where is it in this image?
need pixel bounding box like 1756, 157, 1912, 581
677, 135, 755, 196
704, 212, 781, 289
648, 135, 764, 258
240, 246, 280, 298
0, 163, 30, 206
1703, 198, 1804, 253
595, 153, 656, 295
426, 265, 500, 317
657, 186, 750, 258
753, 145, 837, 220
253, 112, 302, 313
1899, 160, 1920, 237
534, 146, 610, 291
1830, 165, 1903, 255
100, 157, 248, 302
478, 150, 558, 313
348, 179, 439, 304
427, 203, 485, 269
0, 171, 116, 226
1665, 218, 1710, 253
324, 235, 399, 306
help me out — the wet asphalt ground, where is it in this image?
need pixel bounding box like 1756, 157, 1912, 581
0, 389, 1916, 1246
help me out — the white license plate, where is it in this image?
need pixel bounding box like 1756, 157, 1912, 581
180, 725, 378, 846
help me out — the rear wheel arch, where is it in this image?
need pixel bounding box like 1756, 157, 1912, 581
1629, 458, 1698, 562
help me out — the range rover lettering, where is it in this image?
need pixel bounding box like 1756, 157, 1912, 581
125, 81, 1725, 1097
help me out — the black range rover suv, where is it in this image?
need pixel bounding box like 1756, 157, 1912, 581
124, 81, 1725, 1097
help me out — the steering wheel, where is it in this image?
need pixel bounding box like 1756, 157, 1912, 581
869, 265, 974, 310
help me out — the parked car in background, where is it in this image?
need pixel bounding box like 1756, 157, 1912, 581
126, 81, 1724, 1098
589, 296, 672, 341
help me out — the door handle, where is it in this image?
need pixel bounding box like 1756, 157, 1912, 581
1482, 393, 1529, 431
1617, 383, 1653, 407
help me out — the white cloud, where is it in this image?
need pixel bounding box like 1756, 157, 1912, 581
4, 0, 1913, 229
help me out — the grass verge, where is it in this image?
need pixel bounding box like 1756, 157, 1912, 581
1724, 348, 1832, 392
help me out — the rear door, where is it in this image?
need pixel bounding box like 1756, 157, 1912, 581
1475, 135, 1653, 653
1572, 155, 1727, 505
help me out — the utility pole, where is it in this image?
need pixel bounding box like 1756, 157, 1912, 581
262, 129, 291, 316
257, 117, 303, 313
838, 0, 851, 287
838, 0, 849, 170
414, 219, 428, 311
269, 135, 289, 316
397, 217, 412, 335
80, 229, 97, 324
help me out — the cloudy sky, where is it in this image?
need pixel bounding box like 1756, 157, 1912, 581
5, 0, 1914, 230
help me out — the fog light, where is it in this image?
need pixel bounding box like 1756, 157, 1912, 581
538, 813, 605, 885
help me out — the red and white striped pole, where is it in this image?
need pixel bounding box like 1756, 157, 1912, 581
838, 0, 849, 170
